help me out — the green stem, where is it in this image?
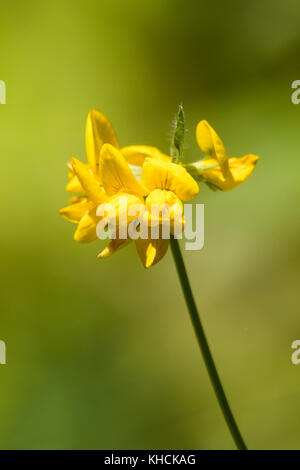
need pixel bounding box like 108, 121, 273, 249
170, 237, 247, 450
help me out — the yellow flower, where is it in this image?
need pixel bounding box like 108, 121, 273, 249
60, 109, 169, 242
135, 158, 199, 268
66, 109, 169, 195
187, 120, 259, 191
96, 150, 199, 268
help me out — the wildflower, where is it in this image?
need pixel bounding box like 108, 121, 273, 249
135, 158, 199, 268
60, 108, 259, 268
185, 120, 259, 191
59, 105, 258, 449
60, 109, 169, 241
95, 148, 199, 268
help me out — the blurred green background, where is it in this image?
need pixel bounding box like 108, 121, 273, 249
0, 0, 300, 450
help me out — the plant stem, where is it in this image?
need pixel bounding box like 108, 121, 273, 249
170, 237, 247, 450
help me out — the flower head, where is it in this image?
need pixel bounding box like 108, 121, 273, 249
96, 149, 199, 268
60, 108, 259, 269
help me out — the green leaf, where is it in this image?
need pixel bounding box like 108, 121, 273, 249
170, 104, 185, 162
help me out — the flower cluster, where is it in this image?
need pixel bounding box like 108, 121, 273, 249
60, 109, 259, 267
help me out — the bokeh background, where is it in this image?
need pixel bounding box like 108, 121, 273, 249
0, 0, 300, 450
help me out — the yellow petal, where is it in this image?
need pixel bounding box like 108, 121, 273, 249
97, 238, 131, 259
66, 175, 83, 193
146, 188, 183, 210
202, 154, 259, 191
135, 238, 169, 268
59, 197, 95, 223
196, 120, 231, 178
145, 189, 183, 228
97, 192, 144, 231
141, 158, 199, 201
85, 109, 119, 171
66, 163, 84, 193
99, 144, 149, 197
71, 158, 106, 205
121, 145, 171, 166
74, 208, 98, 243
229, 154, 259, 187
141, 210, 184, 237
68, 195, 83, 204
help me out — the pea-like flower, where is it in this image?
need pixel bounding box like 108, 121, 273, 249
185, 120, 259, 191
59, 106, 259, 449
135, 158, 199, 267
59, 109, 169, 242
96, 148, 199, 268
60, 109, 259, 269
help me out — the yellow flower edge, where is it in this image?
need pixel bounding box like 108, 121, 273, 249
201, 154, 259, 191
187, 120, 259, 191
